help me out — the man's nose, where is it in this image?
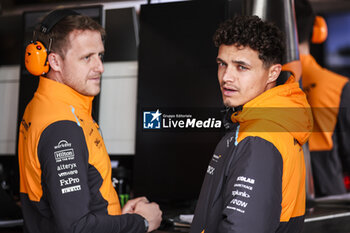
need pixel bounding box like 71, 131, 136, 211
222, 67, 235, 83
94, 56, 104, 73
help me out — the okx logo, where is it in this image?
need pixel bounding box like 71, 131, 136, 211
143, 109, 162, 129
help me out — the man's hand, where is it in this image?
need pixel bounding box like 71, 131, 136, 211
122, 196, 149, 214
134, 201, 162, 232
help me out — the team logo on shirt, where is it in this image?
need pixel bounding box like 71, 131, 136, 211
232, 190, 250, 198
207, 165, 215, 175
230, 199, 248, 208
94, 138, 101, 147
143, 109, 162, 129
53, 140, 75, 163
21, 119, 31, 131
212, 154, 222, 162
227, 176, 255, 214
61, 185, 81, 194
54, 140, 72, 149
54, 149, 75, 163
237, 176, 255, 184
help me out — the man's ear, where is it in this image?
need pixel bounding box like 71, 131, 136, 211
267, 64, 282, 84
47, 52, 62, 72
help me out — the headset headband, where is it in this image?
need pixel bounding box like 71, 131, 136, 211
40, 9, 80, 34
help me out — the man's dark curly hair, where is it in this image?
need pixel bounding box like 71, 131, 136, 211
213, 15, 285, 68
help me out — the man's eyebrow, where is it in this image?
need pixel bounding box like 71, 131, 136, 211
80, 51, 104, 58
216, 57, 251, 67
216, 57, 227, 64
80, 52, 94, 58
231, 60, 251, 67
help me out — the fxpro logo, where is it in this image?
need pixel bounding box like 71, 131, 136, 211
143, 109, 162, 129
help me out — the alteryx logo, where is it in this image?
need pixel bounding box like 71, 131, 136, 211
143, 109, 162, 129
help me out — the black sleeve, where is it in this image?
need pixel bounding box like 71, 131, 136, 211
218, 137, 283, 233
38, 120, 145, 233
337, 81, 350, 174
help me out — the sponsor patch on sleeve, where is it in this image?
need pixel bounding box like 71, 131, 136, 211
226, 176, 255, 214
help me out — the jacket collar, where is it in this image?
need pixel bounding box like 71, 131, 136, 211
37, 76, 94, 115
300, 54, 321, 72
231, 77, 313, 145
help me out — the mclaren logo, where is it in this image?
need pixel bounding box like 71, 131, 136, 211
21, 119, 31, 131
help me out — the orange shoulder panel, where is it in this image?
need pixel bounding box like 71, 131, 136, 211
237, 121, 305, 221
301, 55, 348, 151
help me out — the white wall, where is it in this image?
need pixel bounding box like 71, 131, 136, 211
0, 62, 138, 156
0, 65, 20, 155
0, 0, 191, 156
99, 61, 138, 155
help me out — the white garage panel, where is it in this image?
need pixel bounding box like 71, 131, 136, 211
0, 65, 20, 155
99, 61, 138, 155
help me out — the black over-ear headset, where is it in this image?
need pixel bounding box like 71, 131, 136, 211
24, 9, 80, 76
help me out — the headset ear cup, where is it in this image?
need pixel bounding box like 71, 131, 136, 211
25, 41, 49, 76
312, 16, 328, 44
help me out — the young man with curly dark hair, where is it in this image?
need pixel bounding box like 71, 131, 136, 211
190, 15, 312, 233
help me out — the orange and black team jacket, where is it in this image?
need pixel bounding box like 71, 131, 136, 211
301, 54, 350, 196
18, 77, 145, 233
190, 77, 313, 233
